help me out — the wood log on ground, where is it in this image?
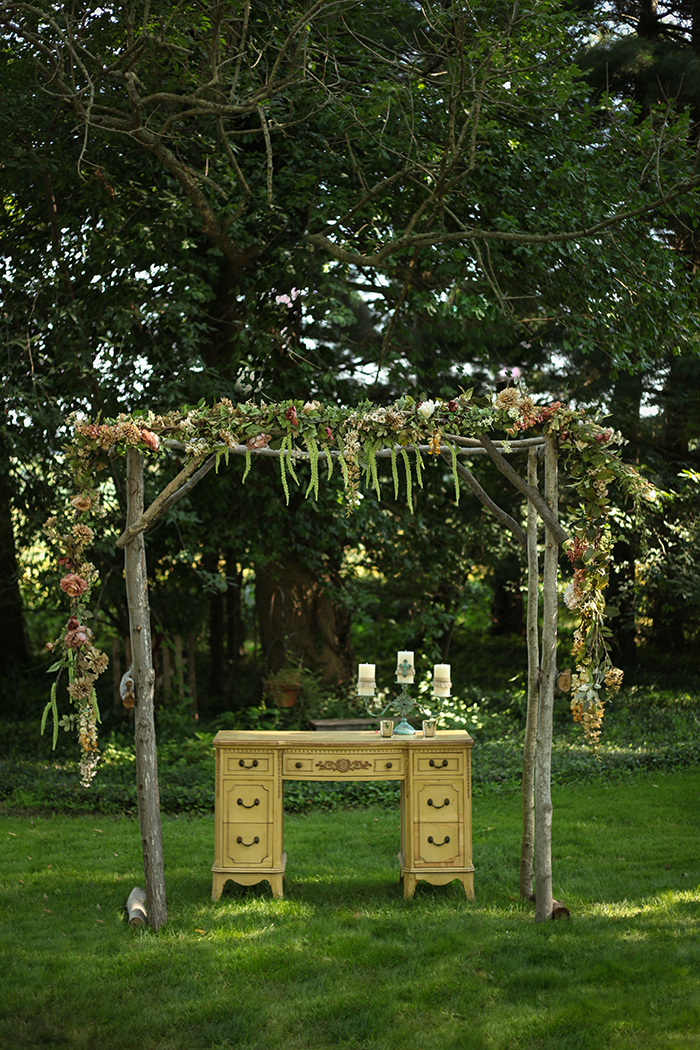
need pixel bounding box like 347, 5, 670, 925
126, 886, 147, 926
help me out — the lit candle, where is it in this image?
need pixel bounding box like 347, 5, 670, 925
433, 663, 451, 697
396, 651, 415, 683
357, 663, 376, 696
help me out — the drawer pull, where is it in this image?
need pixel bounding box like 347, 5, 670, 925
429, 758, 448, 768
237, 797, 260, 809
238, 758, 258, 769
295, 762, 302, 769
386, 762, 393, 769
427, 797, 450, 810
236, 835, 260, 847
427, 835, 451, 846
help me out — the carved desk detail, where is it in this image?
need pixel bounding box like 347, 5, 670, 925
212, 730, 474, 902
315, 757, 372, 772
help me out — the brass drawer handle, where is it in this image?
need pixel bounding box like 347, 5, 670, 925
236, 835, 260, 847
427, 835, 451, 846
295, 762, 302, 769
429, 758, 448, 768
238, 758, 258, 769
237, 797, 260, 809
427, 797, 450, 810
386, 762, 393, 769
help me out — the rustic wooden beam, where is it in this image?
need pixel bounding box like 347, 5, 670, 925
116, 454, 207, 549
125, 449, 167, 930
520, 447, 540, 901
440, 450, 527, 550
478, 433, 568, 544
534, 434, 559, 922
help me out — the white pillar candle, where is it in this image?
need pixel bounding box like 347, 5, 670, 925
396, 651, 415, 683
357, 663, 376, 696
433, 663, 452, 696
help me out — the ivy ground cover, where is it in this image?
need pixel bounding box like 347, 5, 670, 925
1, 768, 699, 1050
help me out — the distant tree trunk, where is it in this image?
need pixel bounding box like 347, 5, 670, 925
490, 574, 525, 635
0, 445, 28, 668
256, 557, 354, 683
188, 632, 198, 718
520, 449, 540, 900
205, 549, 226, 697
124, 449, 167, 930
534, 436, 558, 922
608, 368, 643, 665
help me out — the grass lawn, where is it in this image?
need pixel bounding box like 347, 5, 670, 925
1, 768, 699, 1049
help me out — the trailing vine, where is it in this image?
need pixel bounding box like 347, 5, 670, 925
49, 385, 654, 777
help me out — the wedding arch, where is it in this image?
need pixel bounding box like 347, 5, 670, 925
43, 387, 649, 927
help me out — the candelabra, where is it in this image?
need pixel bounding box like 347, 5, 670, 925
357, 651, 451, 736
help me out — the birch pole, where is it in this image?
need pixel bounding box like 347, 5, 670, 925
520, 448, 540, 900
124, 448, 167, 930
534, 435, 559, 921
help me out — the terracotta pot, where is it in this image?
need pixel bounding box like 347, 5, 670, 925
268, 681, 300, 707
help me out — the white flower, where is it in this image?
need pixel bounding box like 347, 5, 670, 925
417, 400, 436, 420
564, 582, 582, 610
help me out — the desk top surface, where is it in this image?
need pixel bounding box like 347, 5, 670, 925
213, 730, 473, 748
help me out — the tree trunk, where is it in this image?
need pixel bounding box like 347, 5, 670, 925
520, 448, 540, 900
256, 557, 354, 683
124, 448, 167, 930
0, 444, 28, 668
534, 436, 558, 922
205, 549, 226, 697
188, 632, 198, 719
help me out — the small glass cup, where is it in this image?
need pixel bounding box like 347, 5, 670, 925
422, 718, 437, 738
380, 719, 394, 738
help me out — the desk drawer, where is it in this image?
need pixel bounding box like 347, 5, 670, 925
414, 781, 463, 821
414, 823, 463, 866
283, 751, 403, 778
224, 823, 272, 866
223, 752, 275, 776
412, 751, 464, 776
223, 781, 274, 823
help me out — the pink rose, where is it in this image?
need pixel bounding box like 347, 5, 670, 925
64, 624, 93, 649
325, 426, 333, 440
140, 429, 160, 451
246, 433, 271, 450
57, 557, 74, 568
60, 574, 89, 598
285, 406, 298, 426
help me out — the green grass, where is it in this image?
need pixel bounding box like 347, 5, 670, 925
2, 769, 699, 1049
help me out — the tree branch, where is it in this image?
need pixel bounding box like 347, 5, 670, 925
440, 450, 527, 550
477, 434, 568, 543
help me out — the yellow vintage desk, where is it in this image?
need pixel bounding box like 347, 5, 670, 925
212, 730, 475, 900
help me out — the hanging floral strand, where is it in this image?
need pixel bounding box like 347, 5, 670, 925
43, 497, 109, 787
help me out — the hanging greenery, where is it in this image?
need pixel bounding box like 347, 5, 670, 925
45, 386, 655, 777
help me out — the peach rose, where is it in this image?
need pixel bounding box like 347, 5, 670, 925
140, 429, 160, 451
60, 574, 89, 598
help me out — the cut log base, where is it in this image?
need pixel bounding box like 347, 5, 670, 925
126, 886, 147, 926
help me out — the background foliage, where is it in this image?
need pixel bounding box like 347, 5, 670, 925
2, 0, 700, 747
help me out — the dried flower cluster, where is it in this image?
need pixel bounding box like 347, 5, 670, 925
43, 507, 107, 787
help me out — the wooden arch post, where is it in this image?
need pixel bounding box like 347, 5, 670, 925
124, 449, 167, 930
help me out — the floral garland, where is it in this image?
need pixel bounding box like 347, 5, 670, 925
43, 495, 108, 787
48, 386, 653, 776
